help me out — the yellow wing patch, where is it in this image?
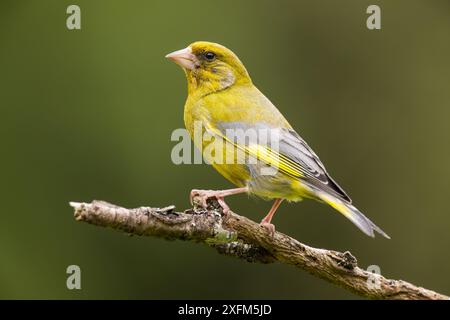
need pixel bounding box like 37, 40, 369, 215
205, 125, 304, 179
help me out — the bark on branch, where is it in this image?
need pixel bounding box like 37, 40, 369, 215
70, 199, 448, 300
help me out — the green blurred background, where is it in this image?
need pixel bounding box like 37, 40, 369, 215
1, 0, 449, 299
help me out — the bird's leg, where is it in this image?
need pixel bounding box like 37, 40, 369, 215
190, 187, 248, 214
260, 198, 284, 236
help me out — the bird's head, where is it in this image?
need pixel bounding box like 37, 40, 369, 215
166, 41, 251, 95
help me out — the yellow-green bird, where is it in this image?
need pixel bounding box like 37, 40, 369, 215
166, 41, 389, 238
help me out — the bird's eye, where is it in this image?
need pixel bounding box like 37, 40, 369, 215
204, 51, 216, 61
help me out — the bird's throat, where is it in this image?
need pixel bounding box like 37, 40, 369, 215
186, 69, 236, 98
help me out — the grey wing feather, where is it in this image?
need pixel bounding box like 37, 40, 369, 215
217, 122, 351, 203
279, 129, 352, 203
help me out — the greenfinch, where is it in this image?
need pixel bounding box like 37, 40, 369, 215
166, 41, 389, 238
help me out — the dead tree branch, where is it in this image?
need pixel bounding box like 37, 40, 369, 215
69, 199, 448, 300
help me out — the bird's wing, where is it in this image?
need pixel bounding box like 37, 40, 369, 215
210, 122, 351, 203
277, 128, 351, 202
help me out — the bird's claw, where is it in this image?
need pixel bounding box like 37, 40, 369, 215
216, 197, 230, 214
190, 189, 208, 207
260, 221, 276, 237
189, 189, 230, 214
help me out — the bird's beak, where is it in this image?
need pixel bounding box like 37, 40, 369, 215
165, 47, 197, 70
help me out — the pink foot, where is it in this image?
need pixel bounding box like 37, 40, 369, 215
260, 221, 276, 237
189, 189, 230, 214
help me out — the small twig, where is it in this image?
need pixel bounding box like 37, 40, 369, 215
70, 199, 449, 300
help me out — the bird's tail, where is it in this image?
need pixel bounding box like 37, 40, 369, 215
317, 192, 390, 239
